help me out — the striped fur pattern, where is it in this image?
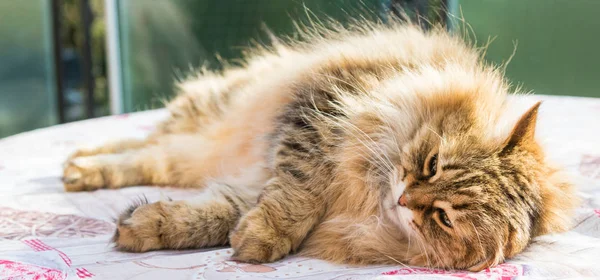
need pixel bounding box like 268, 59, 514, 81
62, 21, 578, 271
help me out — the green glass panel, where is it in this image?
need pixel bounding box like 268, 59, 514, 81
450, 0, 600, 98
117, 0, 384, 112
0, 1, 57, 138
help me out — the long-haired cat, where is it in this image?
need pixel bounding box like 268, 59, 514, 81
62, 21, 578, 271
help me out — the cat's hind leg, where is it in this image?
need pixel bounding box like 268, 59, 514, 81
113, 182, 258, 252
62, 130, 267, 192
66, 138, 151, 161
63, 151, 155, 192
63, 69, 253, 191
62, 135, 197, 192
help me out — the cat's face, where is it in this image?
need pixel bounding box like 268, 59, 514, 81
383, 103, 544, 271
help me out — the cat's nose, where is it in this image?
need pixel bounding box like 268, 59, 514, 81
398, 193, 407, 207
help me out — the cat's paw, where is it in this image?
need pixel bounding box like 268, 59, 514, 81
112, 199, 167, 252
62, 156, 107, 192
230, 208, 293, 263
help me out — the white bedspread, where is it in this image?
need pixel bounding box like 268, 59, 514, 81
1, 95, 599, 280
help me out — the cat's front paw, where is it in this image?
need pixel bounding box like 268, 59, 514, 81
113, 199, 167, 252
230, 207, 293, 263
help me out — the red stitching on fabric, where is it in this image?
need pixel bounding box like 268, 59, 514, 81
57, 250, 72, 266
22, 239, 72, 266
76, 267, 94, 278
22, 239, 53, 251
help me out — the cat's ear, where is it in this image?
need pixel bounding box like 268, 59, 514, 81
501, 101, 541, 153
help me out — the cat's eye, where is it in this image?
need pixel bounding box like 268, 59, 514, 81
437, 209, 452, 228
427, 153, 438, 176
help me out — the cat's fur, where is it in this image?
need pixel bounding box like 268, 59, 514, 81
62, 22, 578, 271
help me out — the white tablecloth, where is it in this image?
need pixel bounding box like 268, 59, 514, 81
1, 95, 600, 279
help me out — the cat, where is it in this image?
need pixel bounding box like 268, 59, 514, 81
62, 21, 578, 271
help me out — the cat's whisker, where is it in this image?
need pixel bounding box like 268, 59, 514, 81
425, 126, 446, 145
412, 232, 431, 268
315, 72, 370, 96
316, 111, 396, 173
425, 230, 445, 269
434, 246, 451, 270
470, 220, 487, 263
384, 254, 415, 272
335, 138, 392, 177
370, 104, 403, 157
405, 232, 412, 260
307, 100, 393, 165
340, 126, 396, 172
340, 132, 394, 171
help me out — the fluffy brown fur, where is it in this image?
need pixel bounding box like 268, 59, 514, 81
62, 21, 578, 271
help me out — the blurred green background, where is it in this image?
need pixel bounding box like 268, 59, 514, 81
118, 0, 384, 112
0, 0, 599, 138
450, 0, 600, 98
0, 1, 57, 137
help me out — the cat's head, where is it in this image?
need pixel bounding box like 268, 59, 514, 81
380, 102, 577, 271
334, 64, 577, 270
